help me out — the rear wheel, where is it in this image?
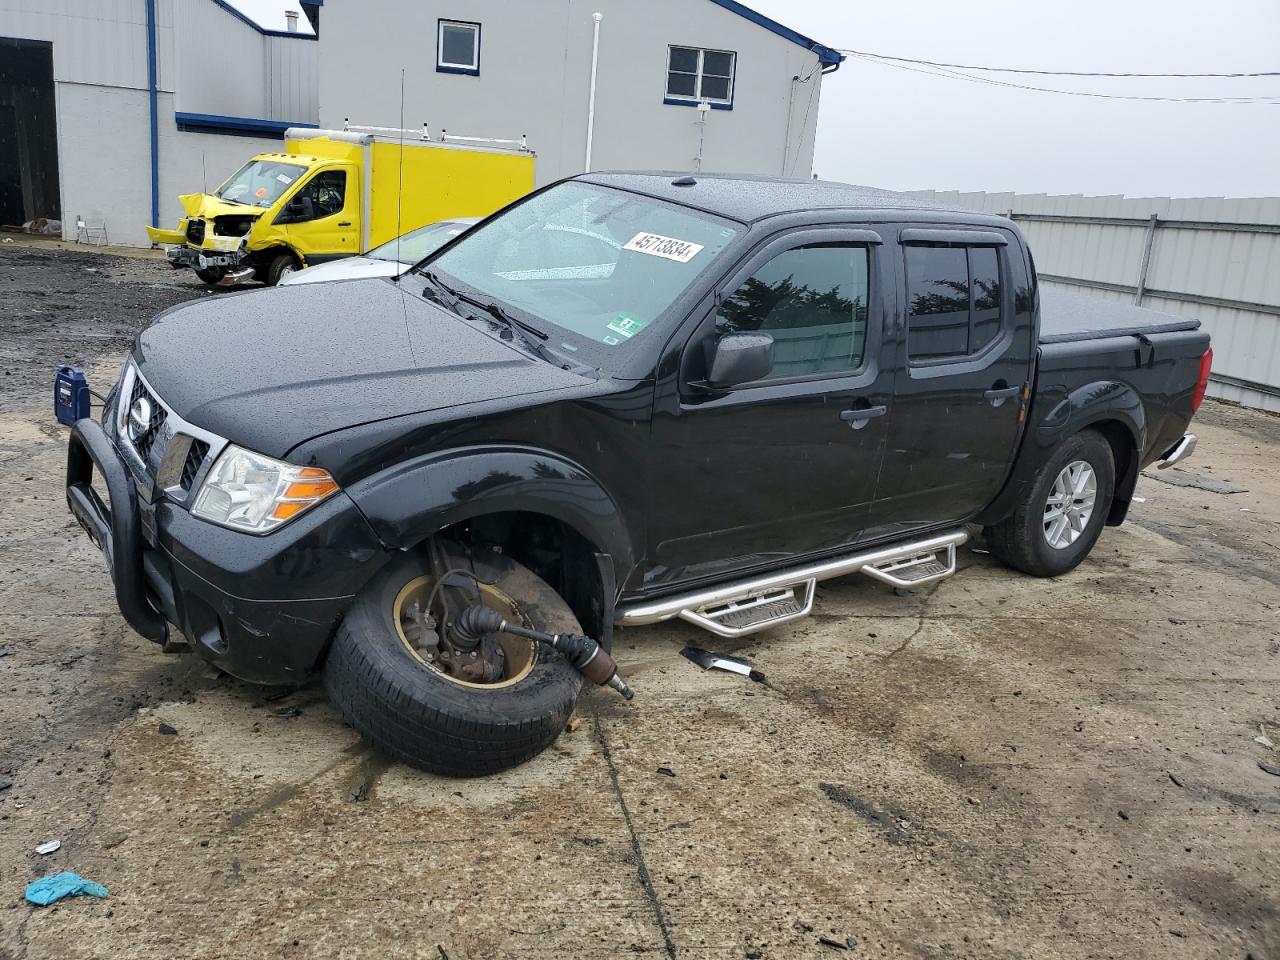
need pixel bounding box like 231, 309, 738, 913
985, 428, 1115, 577
265, 252, 299, 286
324, 544, 583, 776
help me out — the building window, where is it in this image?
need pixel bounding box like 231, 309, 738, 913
905, 245, 1005, 361
665, 45, 736, 109
437, 20, 480, 75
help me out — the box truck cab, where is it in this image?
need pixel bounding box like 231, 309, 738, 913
145, 126, 535, 286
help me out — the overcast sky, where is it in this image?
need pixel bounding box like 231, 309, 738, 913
747, 0, 1280, 198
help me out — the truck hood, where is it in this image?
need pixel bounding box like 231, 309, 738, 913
133, 278, 588, 459
178, 192, 266, 221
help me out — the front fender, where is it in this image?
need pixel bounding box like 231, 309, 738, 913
975, 379, 1144, 526
345, 444, 637, 584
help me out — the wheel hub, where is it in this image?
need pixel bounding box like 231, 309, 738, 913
394, 575, 536, 688
1043, 459, 1097, 550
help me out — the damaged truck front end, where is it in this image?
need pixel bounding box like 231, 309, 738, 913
149, 195, 267, 284
146, 192, 270, 285
145, 152, 339, 286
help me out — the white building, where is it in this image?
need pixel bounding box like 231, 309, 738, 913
0, 0, 320, 247
0, 0, 841, 248
319, 0, 843, 187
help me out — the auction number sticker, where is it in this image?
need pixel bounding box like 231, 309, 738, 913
624, 232, 704, 263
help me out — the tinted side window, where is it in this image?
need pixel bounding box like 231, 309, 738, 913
717, 243, 869, 380
970, 247, 1002, 351
906, 246, 969, 359
906, 244, 1004, 360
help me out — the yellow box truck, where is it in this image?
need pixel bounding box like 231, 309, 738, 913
146, 126, 535, 285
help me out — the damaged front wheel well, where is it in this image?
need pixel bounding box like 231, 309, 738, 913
426, 512, 611, 645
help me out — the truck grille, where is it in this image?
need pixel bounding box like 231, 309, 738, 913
185, 218, 206, 244
180, 440, 210, 491
127, 376, 168, 462
115, 363, 222, 503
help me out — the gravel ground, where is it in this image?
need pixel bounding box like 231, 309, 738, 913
0, 243, 1277, 959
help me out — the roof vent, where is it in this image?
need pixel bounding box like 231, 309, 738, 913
285, 10, 299, 32
671, 176, 697, 187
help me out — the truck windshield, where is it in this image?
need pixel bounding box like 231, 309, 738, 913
426, 182, 740, 367
216, 160, 308, 208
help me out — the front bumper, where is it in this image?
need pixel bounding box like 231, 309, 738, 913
65, 418, 389, 684
164, 244, 246, 271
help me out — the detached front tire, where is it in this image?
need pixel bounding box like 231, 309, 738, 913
986, 428, 1116, 578
324, 547, 583, 777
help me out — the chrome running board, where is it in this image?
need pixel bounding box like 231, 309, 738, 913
617, 529, 968, 637
678, 581, 816, 639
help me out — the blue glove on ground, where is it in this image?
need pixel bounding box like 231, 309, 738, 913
24, 872, 109, 906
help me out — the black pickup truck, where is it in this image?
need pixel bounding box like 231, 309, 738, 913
63, 173, 1212, 775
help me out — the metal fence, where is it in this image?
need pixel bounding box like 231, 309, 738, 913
900, 190, 1280, 413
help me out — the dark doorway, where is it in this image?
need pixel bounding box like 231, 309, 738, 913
0, 37, 61, 227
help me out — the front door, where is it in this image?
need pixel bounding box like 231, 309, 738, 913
866, 226, 1035, 539
646, 227, 894, 591
278, 166, 359, 262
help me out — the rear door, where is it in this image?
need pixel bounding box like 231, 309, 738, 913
645, 226, 894, 590
865, 226, 1035, 539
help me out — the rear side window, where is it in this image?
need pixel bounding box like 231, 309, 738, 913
717, 243, 870, 380
906, 245, 1004, 360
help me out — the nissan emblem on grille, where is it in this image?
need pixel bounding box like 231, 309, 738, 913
127, 395, 153, 443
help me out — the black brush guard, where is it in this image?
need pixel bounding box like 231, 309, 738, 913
65, 419, 168, 642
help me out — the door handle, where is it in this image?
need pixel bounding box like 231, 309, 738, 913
984, 385, 1020, 407
840, 405, 887, 430
338, 221, 352, 227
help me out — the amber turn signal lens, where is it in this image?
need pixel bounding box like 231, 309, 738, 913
283, 478, 339, 500
270, 501, 311, 521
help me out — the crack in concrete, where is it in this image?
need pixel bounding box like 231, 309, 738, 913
882, 583, 942, 660
592, 708, 678, 960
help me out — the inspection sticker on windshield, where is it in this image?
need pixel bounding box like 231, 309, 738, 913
607, 313, 647, 339
276, 173, 294, 184
624, 232, 704, 263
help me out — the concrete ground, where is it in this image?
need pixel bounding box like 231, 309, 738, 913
0, 243, 1277, 959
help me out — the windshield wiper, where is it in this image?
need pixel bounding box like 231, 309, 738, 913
416, 274, 579, 371
419, 269, 466, 314
472, 299, 565, 366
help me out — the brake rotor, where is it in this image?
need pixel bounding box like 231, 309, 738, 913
393, 574, 536, 689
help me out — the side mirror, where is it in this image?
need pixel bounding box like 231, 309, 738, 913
706, 332, 774, 388
280, 196, 313, 223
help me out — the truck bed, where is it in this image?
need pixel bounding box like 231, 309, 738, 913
1038, 287, 1200, 344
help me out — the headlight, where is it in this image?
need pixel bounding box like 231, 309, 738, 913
191, 444, 339, 534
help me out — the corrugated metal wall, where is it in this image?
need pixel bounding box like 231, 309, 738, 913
0, 0, 174, 92
263, 33, 318, 124
173, 0, 316, 123
903, 190, 1280, 413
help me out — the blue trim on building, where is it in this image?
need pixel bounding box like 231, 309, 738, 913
174, 112, 319, 136
704, 0, 843, 66
663, 97, 733, 111
436, 19, 481, 77
145, 0, 159, 228
207, 0, 318, 40
300, 0, 322, 5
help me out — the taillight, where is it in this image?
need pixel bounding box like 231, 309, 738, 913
1191, 346, 1213, 415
